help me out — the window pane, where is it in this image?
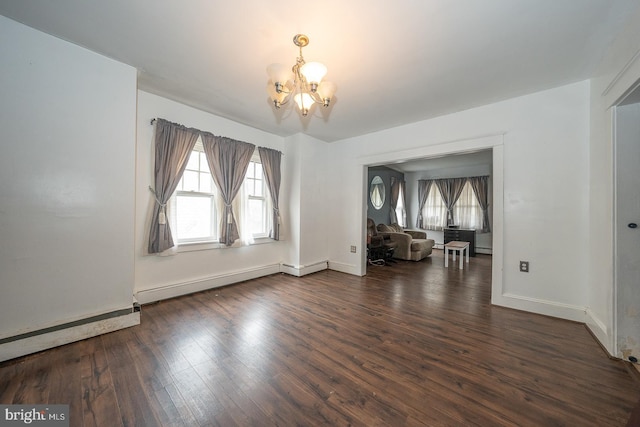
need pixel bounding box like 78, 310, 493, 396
199, 154, 210, 173
422, 187, 447, 230
254, 162, 263, 179
246, 162, 255, 179
182, 170, 199, 192
247, 198, 266, 235
186, 152, 199, 171
395, 186, 406, 227
176, 195, 214, 240
454, 182, 483, 229
254, 179, 263, 197
200, 172, 212, 193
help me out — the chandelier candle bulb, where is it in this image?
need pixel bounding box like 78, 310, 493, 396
266, 63, 292, 87
300, 62, 327, 87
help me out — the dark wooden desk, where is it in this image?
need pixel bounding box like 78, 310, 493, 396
444, 228, 476, 256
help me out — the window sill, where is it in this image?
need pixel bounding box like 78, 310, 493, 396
176, 237, 276, 253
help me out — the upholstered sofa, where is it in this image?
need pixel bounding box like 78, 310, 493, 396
376, 223, 435, 261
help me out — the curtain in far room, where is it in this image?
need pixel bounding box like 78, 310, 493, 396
390, 177, 400, 225
416, 179, 432, 229
436, 178, 466, 227
469, 176, 491, 232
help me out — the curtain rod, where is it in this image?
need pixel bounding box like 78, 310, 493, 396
148, 117, 283, 155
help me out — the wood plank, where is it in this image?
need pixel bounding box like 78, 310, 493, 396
1, 251, 639, 426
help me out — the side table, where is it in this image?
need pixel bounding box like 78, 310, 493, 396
444, 241, 470, 269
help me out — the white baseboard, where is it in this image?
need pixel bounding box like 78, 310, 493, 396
0, 308, 140, 362
493, 292, 588, 323
136, 263, 281, 304
280, 260, 328, 277
585, 308, 615, 357
328, 261, 363, 276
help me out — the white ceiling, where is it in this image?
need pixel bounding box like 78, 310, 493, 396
1, 0, 638, 142
386, 150, 493, 173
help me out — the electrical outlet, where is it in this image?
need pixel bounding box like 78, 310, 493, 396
350, 245, 357, 253
519, 261, 529, 273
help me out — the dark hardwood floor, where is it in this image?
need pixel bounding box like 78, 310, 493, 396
2, 250, 639, 426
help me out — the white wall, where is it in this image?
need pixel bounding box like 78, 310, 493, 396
281, 133, 330, 275
588, 6, 640, 354
0, 16, 137, 337
327, 81, 591, 321
135, 91, 288, 303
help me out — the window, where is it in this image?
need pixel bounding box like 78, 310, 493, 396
395, 184, 406, 227
172, 144, 270, 246
174, 139, 217, 243
244, 159, 269, 238
422, 186, 448, 231
453, 181, 483, 230
420, 179, 484, 231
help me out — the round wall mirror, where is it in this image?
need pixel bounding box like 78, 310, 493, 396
370, 176, 385, 210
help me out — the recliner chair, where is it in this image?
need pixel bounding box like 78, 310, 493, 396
376, 222, 435, 261
367, 218, 398, 263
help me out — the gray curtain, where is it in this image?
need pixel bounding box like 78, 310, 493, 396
201, 133, 255, 246
416, 180, 432, 228
436, 178, 466, 226
389, 176, 400, 224
400, 180, 407, 227
148, 119, 200, 254
469, 176, 491, 233
258, 147, 282, 240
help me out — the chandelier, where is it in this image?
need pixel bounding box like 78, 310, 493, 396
266, 34, 337, 117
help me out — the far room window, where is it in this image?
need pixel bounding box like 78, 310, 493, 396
453, 181, 483, 230
175, 138, 218, 243
395, 184, 406, 227
422, 185, 448, 231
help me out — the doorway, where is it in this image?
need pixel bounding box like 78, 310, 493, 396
614, 90, 640, 360
359, 134, 504, 304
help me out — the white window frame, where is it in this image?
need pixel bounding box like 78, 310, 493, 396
244, 156, 270, 239
174, 139, 219, 245
169, 146, 274, 251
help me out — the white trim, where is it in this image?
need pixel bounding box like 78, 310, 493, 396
135, 263, 281, 304
586, 307, 614, 357
328, 261, 363, 276
493, 293, 588, 323
281, 260, 328, 277
0, 311, 140, 362
490, 144, 505, 307
612, 106, 619, 358
602, 47, 640, 99
354, 132, 505, 306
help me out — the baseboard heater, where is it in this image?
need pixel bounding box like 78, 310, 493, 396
0, 303, 141, 362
